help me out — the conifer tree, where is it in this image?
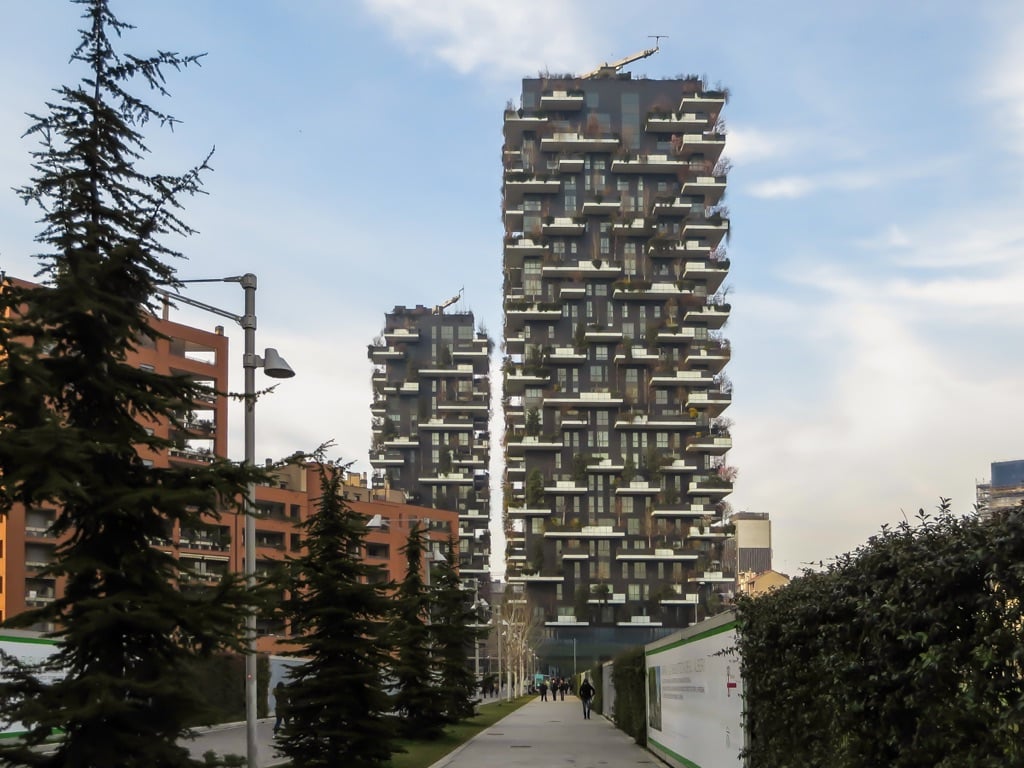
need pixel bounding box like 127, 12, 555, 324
275, 459, 396, 768
429, 537, 484, 721
389, 523, 451, 740
0, 2, 258, 765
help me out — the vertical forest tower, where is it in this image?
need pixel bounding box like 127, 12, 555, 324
501, 70, 735, 648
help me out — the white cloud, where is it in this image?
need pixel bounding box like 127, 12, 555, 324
745, 175, 815, 199
980, 10, 1024, 157
726, 125, 793, 164
359, 0, 596, 79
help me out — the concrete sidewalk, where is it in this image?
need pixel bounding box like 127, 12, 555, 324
428, 696, 656, 768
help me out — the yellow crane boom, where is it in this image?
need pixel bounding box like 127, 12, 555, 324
580, 42, 661, 80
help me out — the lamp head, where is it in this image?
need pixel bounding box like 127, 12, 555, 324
262, 348, 295, 379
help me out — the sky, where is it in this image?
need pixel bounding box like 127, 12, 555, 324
3, 1, 1024, 578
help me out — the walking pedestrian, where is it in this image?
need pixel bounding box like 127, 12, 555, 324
539, 680, 548, 701
579, 677, 595, 720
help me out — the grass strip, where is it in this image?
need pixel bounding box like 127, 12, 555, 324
386, 697, 532, 768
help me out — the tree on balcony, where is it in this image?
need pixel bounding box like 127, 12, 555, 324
525, 469, 545, 508
525, 407, 541, 437
0, 4, 262, 766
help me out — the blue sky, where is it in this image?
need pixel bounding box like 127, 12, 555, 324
3, 1, 1024, 577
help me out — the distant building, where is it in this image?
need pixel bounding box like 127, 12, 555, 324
722, 511, 773, 578
976, 459, 1024, 519
737, 569, 790, 596
367, 303, 493, 580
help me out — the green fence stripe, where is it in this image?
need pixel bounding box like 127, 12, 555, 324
649, 736, 703, 768
645, 620, 736, 657
0, 635, 59, 646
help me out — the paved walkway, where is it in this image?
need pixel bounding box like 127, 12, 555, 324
428, 696, 658, 768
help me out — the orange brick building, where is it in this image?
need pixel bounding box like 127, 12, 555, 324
0, 276, 458, 647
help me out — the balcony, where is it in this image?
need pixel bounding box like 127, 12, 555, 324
581, 199, 622, 215
687, 570, 734, 584
503, 175, 561, 204
686, 390, 732, 415
546, 615, 590, 627
681, 259, 729, 293
506, 505, 551, 518
504, 298, 563, 320
503, 112, 549, 131
506, 435, 563, 454
683, 342, 730, 372
544, 391, 624, 408
558, 157, 585, 172
611, 154, 687, 174
659, 588, 699, 605
541, 133, 618, 152
612, 281, 701, 302
544, 480, 587, 495
686, 525, 729, 541
169, 447, 215, 464
682, 175, 727, 204
684, 434, 732, 454
659, 459, 702, 475
651, 197, 695, 217
543, 216, 585, 236
671, 132, 726, 154
383, 328, 420, 344
617, 616, 664, 627
684, 304, 731, 329
647, 239, 712, 259
614, 481, 660, 497
370, 452, 406, 467
650, 369, 716, 388
420, 418, 474, 433
545, 524, 624, 540
419, 472, 474, 486
421, 363, 475, 378
504, 236, 550, 257
612, 217, 654, 236
383, 436, 419, 450
687, 477, 734, 497
678, 91, 728, 114
644, 112, 706, 133
539, 90, 585, 110
542, 259, 622, 279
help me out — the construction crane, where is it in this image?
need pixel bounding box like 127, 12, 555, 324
580, 37, 665, 80
433, 287, 463, 315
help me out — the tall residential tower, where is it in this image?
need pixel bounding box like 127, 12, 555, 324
501, 70, 735, 649
368, 302, 493, 579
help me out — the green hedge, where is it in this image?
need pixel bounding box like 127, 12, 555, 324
736, 502, 1024, 768
610, 646, 646, 746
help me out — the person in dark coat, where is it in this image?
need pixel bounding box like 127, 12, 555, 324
579, 678, 595, 720
273, 682, 289, 733
539, 680, 548, 701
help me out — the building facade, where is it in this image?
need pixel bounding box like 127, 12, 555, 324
976, 459, 1024, 520
501, 72, 734, 643
367, 304, 492, 580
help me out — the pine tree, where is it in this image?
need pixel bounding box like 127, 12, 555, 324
429, 537, 484, 722
389, 523, 451, 740
274, 460, 396, 768
0, 2, 258, 765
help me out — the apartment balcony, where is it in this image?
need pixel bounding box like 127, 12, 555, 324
678, 91, 727, 114
659, 459, 702, 475
561, 547, 590, 561
421, 363, 475, 378
512, 574, 565, 584
581, 199, 622, 215
420, 418, 474, 433
611, 154, 687, 175
659, 588, 699, 605
584, 328, 623, 343
686, 390, 732, 415
644, 112, 706, 133
686, 525, 729, 541
546, 615, 590, 627
657, 327, 699, 344
612, 281, 700, 302
671, 132, 726, 154
539, 90, 585, 110
506, 505, 552, 518
615, 481, 660, 497
558, 416, 588, 429
651, 503, 712, 519
543, 216, 585, 236
651, 197, 695, 217
544, 480, 587, 495
542, 259, 621, 279
545, 391, 624, 408
168, 447, 216, 465
685, 304, 731, 329
370, 451, 406, 467
504, 236, 550, 257
647, 238, 711, 259
505, 370, 551, 395
506, 457, 526, 477
586, 458, 625, 474
681, 259, 729, 293
382, 381, 421, 396
503, 112, 549, 131
503, 175, 561, 204
383, 328, 420, 344
459, 508, 490, 522
548, 347, 586, 364
504, 298, 563, 321
587, 591, 626, 605
650, 369, 717, 388
541, 133, 618, 152
419, 472, 475, 486
614, 413, 698, 431
545, 524, 625, 540
504, 207, 524, 230
559, 285, 586, 300
682, 216, 729, 248
507, 435, 563, 454
687, 570, 734, 584
683, 342, 731, 372
383, 436, 419, 450
369, 346, 404, 362
613, 347, 659, 365
682, 175, 727, 204
687, 477, 734, 497
558, 157, 585, 172
612, 217, 654, 236
617, 616, 665, 627
25, 590, 57, 607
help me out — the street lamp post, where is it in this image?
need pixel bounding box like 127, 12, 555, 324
162, 274, 294, 768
